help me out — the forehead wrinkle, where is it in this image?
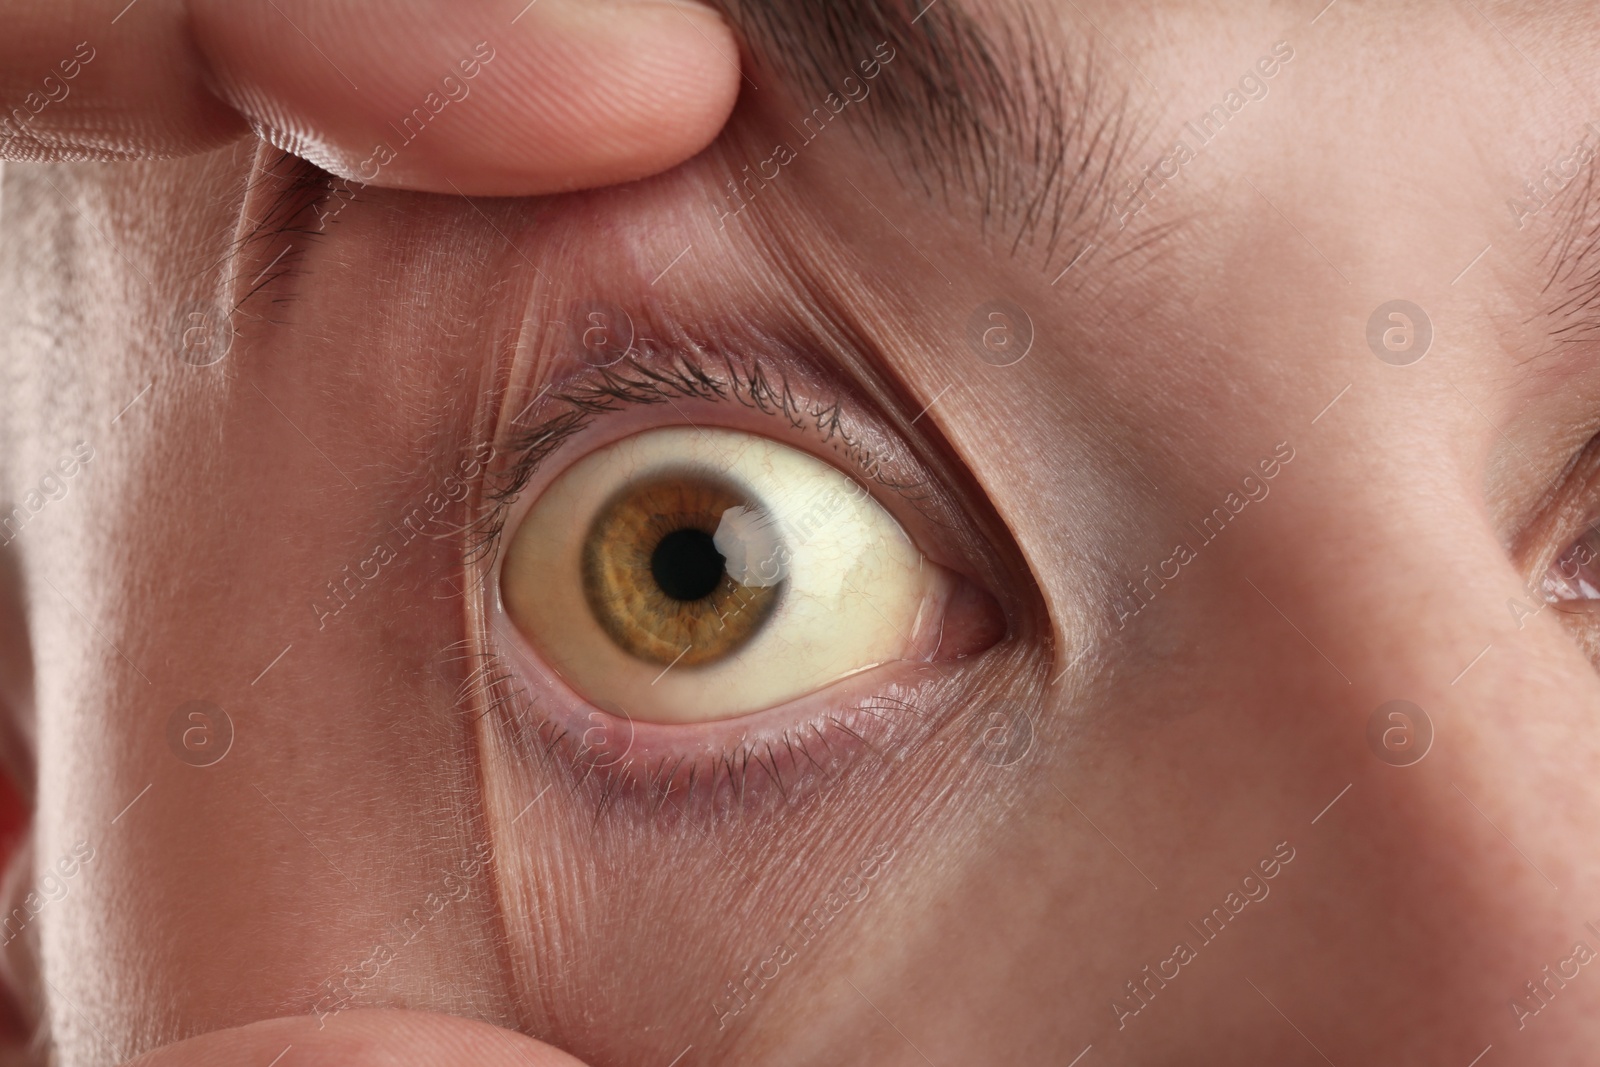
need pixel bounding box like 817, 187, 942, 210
714, 0, 1144, 273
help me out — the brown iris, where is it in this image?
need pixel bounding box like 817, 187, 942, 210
582, 472, 780, 667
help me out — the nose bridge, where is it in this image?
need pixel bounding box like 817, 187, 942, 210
1028, 416, 1600, 1059
1093, 435, 1600, 1056
1205, 431, 1600, 877
1222, 426, 1571, 714
1276, 478, 1500, 697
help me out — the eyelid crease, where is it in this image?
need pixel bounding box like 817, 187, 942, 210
1510, 431, 1600, 590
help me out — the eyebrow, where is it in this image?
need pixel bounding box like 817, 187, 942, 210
1542, 164, 1600, 344
221, 150, 333, 324
716, 0, 1137, 269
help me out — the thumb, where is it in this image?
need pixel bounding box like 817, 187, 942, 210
1, 0, 742, 195
190, 0, 744, 194
120, 1009, 591, 1067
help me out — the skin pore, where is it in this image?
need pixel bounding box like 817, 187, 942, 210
7, 0, 1600, 1064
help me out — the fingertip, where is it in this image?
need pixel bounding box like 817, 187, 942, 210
122, 1010, 592, 1067
504, 0, 745, 194
190, 0, 744, 196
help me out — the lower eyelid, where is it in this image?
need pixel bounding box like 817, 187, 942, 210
475, 602, 964, 817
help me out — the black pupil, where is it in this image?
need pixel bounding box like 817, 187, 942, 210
651, 528, 726, 601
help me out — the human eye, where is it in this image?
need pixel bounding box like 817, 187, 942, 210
502, 422, 974, 722
473, 336, 1009, 806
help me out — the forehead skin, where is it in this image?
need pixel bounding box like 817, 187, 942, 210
8, 1, 1600, 1066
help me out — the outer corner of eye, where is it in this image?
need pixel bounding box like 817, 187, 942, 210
496, 424, 1004, 724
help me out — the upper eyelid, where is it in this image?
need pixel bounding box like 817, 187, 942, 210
1508, 432, 1600, 585
487, 347, 928, 507
463, 347, 938, 565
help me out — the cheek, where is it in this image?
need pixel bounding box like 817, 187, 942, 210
19, 157, 532, 1058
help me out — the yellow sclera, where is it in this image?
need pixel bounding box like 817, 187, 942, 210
502, 426, 937, 724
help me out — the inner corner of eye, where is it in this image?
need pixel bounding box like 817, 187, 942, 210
496, 425, 997, 724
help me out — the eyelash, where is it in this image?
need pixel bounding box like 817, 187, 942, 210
462, 346, 935, 564
456, 347, 956, 821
